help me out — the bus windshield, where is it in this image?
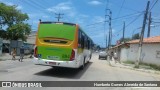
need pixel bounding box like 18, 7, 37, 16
38, 23, 76, 40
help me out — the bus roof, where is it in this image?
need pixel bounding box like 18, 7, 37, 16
40, 21, 77, 26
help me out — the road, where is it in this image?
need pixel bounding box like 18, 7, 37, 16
0, 53, 160, 90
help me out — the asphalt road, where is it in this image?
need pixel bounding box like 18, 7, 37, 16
0, 53, 160, 90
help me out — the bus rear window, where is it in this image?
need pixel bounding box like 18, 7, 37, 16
38, 24, 76, 41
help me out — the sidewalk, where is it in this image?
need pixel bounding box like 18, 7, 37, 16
109, 59, 160, 75
0, 53, 32, 61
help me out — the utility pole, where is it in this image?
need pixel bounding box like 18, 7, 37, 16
136, 1, 150, 68
105, 9, 112, 66
106, 35, 108, 48
122, 21, 125, 42
55, 13, 64, 22
106, 9, 112, 49
147, 12, 151, 38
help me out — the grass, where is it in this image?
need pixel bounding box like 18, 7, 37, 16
123, 60, 160, 71
123, 60, 135, 64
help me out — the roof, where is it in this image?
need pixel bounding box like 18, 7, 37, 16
110, 43, 130, 50
128, 36, 160, 44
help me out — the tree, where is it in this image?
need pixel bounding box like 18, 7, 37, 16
0, 30, 6, 38
0, 3, 31, 41
119, 37, 131, 43
132, 33, 140, 40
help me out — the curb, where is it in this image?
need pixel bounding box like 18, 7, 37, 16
110, 62, 160, 75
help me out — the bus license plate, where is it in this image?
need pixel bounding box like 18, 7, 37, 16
47, 56, 59, 60
49, 62, 56, 65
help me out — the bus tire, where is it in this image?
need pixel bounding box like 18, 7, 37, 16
80, 58, 85, 70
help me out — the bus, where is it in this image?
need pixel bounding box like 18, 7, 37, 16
33, 21, 93, 69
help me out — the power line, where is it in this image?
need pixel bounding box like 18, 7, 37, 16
114, 0, 125, 25
111, 1, 141, 12
112, 11, 144, 21
117, 0, 125, 16
86, 11, 144, 27
112, 12, 144, 36
149, 0, 159, 11
21, 0, 53, 19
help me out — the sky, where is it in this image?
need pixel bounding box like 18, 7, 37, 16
0, 0, 160, 47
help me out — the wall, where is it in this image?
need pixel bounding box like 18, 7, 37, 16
128, 43, 160, 65
120, 48, 129, 61
10, 40, 23, 56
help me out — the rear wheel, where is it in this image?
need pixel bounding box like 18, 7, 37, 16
80, 58, 85, 70
51, 66, 58, 69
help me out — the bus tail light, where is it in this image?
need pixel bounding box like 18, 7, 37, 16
70, 49, 75, 61
34, 46, 38, 58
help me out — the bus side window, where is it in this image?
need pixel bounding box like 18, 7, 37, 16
91, 41, 93, 49
78, 30, 81, 47
84, 36, 88, 49
88, 40, 90, 50
81, 33, 85, 49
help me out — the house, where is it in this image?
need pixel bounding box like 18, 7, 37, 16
128, 36, 160, 65
109, 43, 130, 61
109, 36, 160, 65
26, 31, 37, 45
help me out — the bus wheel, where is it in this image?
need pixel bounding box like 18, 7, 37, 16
51, 66, 58, 69
80, 59, 85, 70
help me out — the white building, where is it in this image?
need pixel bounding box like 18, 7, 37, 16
128, 36, 160, 65
110, 36, 160, 65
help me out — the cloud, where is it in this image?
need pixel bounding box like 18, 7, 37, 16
16, 5, 23, 10
88, 0, 102, 5
92, 16, 105, 23
0, 1, 23, 10
91, 32, 104, 38
4, 1, 14, 6
42, 15, 50, 18
47, 2, 73, 13
47, 2, 77, 18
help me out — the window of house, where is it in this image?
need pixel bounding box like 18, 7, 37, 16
156, 51, 160, 58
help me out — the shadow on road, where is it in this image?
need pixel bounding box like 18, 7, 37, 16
34, 62, 93, 79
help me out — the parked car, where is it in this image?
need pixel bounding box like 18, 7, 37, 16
95, 50, 99, 53
99, 51, 107, 59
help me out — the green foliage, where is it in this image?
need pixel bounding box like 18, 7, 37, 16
119, 37, 131, 43
132, 33, 140, 40
140, 62, 160, 71
0, 30, 6, 38
123, 60, 160, 71
0, 3, 31, 41
123, 60, 135, 64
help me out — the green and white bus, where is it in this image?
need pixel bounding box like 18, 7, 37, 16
33, 21, 93, 69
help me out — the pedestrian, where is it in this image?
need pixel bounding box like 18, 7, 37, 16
110, 52, 114, 60
19, 46, 24, 62
29, 49, 34, 58
12, 48, 16, 60
114, 52, 120, 63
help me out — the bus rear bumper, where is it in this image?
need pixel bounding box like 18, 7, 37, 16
33, 58, 80, 68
